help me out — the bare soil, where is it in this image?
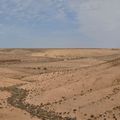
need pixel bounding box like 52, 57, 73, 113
0, 48, 120, 120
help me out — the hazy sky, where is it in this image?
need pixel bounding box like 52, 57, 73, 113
0, 0, 120, 48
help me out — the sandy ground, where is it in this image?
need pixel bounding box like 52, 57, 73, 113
0, 48, 120, 120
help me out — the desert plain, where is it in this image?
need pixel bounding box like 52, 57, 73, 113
0, 48, 120, 120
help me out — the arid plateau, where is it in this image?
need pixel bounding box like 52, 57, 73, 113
0, 48, 120, 120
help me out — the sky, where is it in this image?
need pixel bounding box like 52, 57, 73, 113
0, 0, 120, 48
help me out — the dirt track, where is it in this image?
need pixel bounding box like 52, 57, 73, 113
0, 48, 120, 120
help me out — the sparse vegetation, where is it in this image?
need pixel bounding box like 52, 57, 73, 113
0, 48, 120, 120
0, 85, 76, 120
